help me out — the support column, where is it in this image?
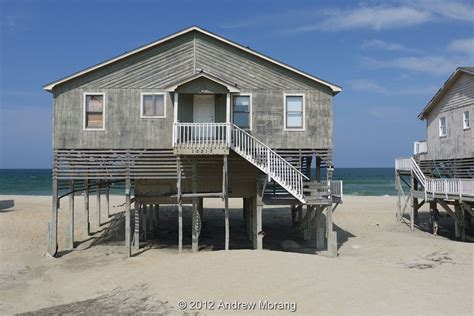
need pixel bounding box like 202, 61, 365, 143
192, 160, 199, 253
105, 182, 110, 218
47, 176, 58, 256
177, 156, 183, 254
326, 165, 337, 257
303, 205, 313, 241
84, 179, 90, 236
125, 178, 131, 257
409, 171, 415, 231
296, 205, 303, 229
223, 155, 229, 250
455, 201, 465, 241
253, 180, 263, 250
141, 204, 147, 241
134, 202, 140, 251
315, 156, 321, 181
464, 203, 472, 230
315, 206, 326, 250
396, 172, 402, 222
65, 180, 75, 250
412, 177, 419, 219
96, 183, 101, 226
290, 205, 296, 228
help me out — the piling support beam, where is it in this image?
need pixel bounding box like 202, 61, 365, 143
105, 182, 110, 218
192, 160, 199, 253
177, 156, 183, 254
253, 179, 264, 250
47, 176, 58, 257
134, 202, 140, 251
84, 179, 90, 236
223, 155, 229, 250
65, 180, 75, 250
96, 183, 101, 226
125, 178, 131, 257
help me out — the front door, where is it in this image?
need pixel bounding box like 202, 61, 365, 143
193, 95, 215, 123
193, 95, 215, 140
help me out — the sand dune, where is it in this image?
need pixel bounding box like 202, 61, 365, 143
0, 195, 472, 315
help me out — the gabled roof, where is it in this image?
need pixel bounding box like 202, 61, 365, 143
418, 67, 474, 119
43, 26, 342, 94
163, 71, 240, 93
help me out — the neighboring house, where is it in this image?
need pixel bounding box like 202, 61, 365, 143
44, 26, 343, 257
395, 67, 473, 240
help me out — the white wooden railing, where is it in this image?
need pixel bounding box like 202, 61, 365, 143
321, 180, 343, 200
414, 141, 427, 155
173, 122, 229, 149
231, 124, 309, 202
396, 156, 474, 199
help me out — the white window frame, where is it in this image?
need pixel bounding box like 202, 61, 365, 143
463, 111, 470, 130
140, 92, 167, 119
83, 92, 105, 131
439, 116, 447, 137
283, 93, 305, 131
232, 93, 252, 130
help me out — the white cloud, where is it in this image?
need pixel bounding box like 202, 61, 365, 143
350, 79, 388, 93
292, 6, 430, 32
361, 39, 418, 53
448, 38, 474, 55
349, 79, 438, 95
409, 0, 474, 22
364, 55, 474, 76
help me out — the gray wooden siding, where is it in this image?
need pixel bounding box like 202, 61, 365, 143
425, 73, 474, 160
53, 30, 334, 150
194, 33, 330, 91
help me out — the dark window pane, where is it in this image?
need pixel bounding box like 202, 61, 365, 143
234, 113, 249, 129
233, 96, 249, 112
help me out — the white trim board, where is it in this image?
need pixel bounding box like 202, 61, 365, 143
43, 26, 342, 94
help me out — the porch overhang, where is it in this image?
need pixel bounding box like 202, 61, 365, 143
163, 72, 240, 93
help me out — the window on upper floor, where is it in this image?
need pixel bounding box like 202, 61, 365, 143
284, 95, 304, 130
439, 116, 447, 137
233, 95, 251, 129
463, 111, 470, 130
84, 94, 105, 130
141, 93, 166, 118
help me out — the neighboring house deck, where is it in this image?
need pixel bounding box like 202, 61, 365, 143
395, 67, 473, 239
45, 26, 343, 257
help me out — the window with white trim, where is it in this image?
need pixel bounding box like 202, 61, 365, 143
84, 94, 104, 130
141, 93, 165, 118
285, 95, 304, 130
233, 95, 251, 129
439, 116, 447, 137
463, 111, 470, 130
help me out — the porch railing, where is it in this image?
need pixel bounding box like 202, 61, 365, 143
414, 140, 427, 155
173, 122, 229, 149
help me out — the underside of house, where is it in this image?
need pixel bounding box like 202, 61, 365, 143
45, 27, 343, 258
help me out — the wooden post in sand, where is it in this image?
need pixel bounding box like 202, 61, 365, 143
125, 177, 131, 257
47, 176, 59, 257
223, 155, 229, 250
84, 179, 90, 236
65, 180, 75, 250
192, 160, 199, 252
96, 183, 101, 226
177, 156, 183, 254
134, 201, 140, 251
454, 201, 465, 241
315, 206, 326, 250
253, 179, 263, 250
105, 182, 110, 218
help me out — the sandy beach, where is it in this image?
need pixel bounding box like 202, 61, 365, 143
0, 195, 472, 315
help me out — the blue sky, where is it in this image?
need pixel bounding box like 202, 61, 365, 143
0, 0, 473, 168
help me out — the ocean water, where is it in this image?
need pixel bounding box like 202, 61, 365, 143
0, 168, 396, 196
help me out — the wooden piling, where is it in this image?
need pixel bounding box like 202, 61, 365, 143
192, 160, 199, 253
125, 178, 131, 257
65, 180, 75, 250
47, 177, 58, 256
177, 157, 183, 254
105, 182, 110, 218
223, 155, 229, 250
134, 202, 140, 251
315, 206, 326, 250
84, 179, 90, 236
96, 183, 101, 226
254, 180, 263, 250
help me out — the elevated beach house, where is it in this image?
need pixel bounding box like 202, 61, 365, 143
395, 67, 473, 238
44, 26, 343, 257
